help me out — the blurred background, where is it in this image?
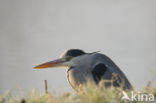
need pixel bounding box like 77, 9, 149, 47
0, 0, 156, 94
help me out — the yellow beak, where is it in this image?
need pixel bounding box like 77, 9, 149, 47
34, 58, 64, 69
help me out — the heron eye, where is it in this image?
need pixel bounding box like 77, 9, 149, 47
66, 56, 72, 61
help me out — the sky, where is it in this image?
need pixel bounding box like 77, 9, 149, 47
0, 0, 156, 94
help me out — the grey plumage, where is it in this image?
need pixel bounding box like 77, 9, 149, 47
66, 52, 132, 91
34, 49, 133, 92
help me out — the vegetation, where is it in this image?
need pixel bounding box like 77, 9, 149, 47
0, 81, 155, 103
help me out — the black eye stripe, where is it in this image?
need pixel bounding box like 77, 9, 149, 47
64, 49, 86, 57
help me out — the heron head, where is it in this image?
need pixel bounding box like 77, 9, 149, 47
34, 49, 86, 69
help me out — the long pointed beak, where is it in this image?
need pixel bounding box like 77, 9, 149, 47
34, 58, 64, 69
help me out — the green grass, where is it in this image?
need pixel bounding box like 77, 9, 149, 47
0, 82, 156, 103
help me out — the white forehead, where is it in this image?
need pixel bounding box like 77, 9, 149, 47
59, 49, 69, 58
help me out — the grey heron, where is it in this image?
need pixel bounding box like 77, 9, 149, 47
34, 49, 132, 92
